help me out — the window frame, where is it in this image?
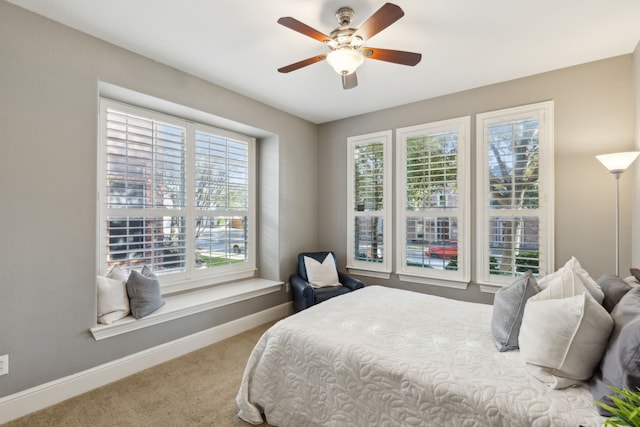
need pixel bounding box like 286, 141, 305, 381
395, 117, 471, 288
98, 98, 256, 294
475, 101, 554, 290
346, 130, 393, 278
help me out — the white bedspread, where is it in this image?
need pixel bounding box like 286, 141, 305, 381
236, 285, 603, 427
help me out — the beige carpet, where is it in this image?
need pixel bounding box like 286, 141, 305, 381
4, 322, 276, 427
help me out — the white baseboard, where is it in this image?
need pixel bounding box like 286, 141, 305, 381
0, 302, 292, 424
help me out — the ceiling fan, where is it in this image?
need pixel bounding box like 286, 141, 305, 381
277, 3, 422, 90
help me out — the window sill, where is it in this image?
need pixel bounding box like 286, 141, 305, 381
346, 267, 391, 279
397, 273, 469, 290
478, 283, 502, 293
90, 278, 283, 340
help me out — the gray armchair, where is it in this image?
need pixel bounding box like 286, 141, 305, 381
290, 251, 364, 312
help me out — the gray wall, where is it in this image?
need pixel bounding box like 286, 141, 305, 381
0, 1, 317, 397
318, 55, 636, 304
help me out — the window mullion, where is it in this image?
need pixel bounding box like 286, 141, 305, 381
185, 122, 196, 280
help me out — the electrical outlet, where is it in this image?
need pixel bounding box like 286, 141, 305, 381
0, 354, 8, 376
285, 282, 290, 293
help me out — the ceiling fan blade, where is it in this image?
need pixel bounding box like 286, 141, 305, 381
278, 54, 327, 73
363, 47, 422, 66
353, 3, 404, 41
342, 72, 358, 90
277, 17, 332, 43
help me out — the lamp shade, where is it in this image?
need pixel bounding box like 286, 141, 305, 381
326, 48, 364, 75
596, 151, 640, 173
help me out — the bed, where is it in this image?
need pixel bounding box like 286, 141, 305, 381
236, 285, 604, 427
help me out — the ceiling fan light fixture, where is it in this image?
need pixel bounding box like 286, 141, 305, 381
326, 47, 364, 75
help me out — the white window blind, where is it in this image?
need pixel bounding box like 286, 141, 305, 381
195, 132, 249, 211
396, 118, 470, 287
193, 131, 250, 269
99, 99, 256, 292
476, 101, 554, 287
347, 131, 392, 276
105, 108, 187, 274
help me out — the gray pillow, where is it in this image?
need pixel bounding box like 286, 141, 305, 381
491, 271, 540, 352
126, 265, 165, 319
590, 287, 640, 415
597, 274, 633, 312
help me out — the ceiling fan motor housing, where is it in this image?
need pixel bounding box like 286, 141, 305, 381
331, 6, 365, 48
330, 27, 358, 47
336, 7, 355, 26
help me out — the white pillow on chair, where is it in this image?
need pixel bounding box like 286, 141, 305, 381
304, 253, 340, 288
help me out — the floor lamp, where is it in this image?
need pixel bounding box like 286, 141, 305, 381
595, 151, 640, 276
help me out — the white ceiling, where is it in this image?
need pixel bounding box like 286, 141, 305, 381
7, 0, 640, 124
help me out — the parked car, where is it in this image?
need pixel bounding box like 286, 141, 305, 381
425, 241, 458, 259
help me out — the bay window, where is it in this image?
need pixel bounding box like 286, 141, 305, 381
98, 99, 255, 293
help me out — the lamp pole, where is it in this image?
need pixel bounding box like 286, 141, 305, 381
613, 171, 621, 277
596, 151, 640, 277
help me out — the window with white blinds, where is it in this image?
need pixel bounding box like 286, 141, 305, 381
193, 130, 250, 270
347, 130, 392, 276
104, 109, 187, 274
99, 99, 256, 292
396, 118, 470, 286
476, 101, 554, 287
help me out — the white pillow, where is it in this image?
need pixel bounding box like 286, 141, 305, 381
537, 257, 604, 304
97, 265, 130, 324
304, 254, 340, 288
530, 268, 591, 301
107, 264, 127, 282
519, 292, 613, 389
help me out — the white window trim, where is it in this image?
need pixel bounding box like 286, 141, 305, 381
97, 98, 257, 294
475, 101, 555, 289
346, 130, 393, 277
395, 117, 471, 288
